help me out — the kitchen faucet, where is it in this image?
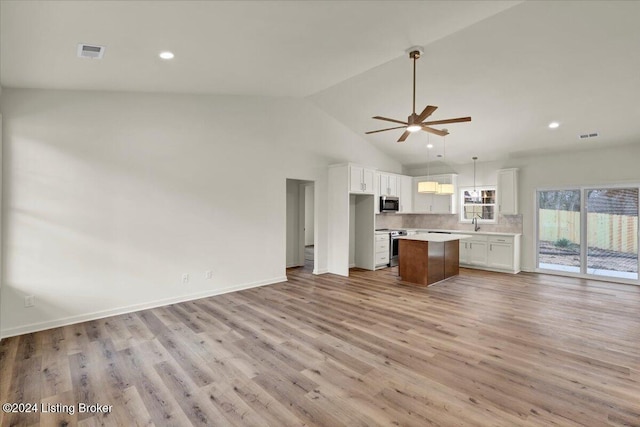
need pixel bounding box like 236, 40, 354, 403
471, 214, 482, 232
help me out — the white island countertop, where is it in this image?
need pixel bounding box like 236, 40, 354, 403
403, 229, 521, 237
397, 233, 472, 243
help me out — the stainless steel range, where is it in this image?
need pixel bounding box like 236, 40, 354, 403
389, 229, 407, 267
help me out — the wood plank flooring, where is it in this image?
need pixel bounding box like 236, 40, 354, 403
1, 267, 640, 426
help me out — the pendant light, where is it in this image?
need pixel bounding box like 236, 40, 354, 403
470, 156, 481, 202
435, 133, 454, 195
418, 137, 438, 193
436, 182, 455, 195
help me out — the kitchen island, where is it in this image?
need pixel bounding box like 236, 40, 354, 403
397, 233, 471, 286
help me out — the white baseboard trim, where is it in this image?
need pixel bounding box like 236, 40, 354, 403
0, 275, 287, 339
314, 268, 329, 275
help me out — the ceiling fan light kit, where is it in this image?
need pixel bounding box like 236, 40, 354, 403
366, 46, 471, 142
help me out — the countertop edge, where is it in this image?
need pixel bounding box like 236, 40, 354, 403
397, 234, 473, 242
403, 229, 522, 237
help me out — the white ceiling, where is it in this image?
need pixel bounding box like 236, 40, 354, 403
2, 1, 640, 167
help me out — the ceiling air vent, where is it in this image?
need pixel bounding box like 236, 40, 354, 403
578, 132, 599, 140
77, 44, 105, 59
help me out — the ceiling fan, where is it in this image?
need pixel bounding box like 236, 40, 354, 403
366, 47, 471, 142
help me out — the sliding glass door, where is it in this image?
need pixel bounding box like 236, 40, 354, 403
586, 188, 638, 280
537, 187, 639, 281
537, 190, 581, 273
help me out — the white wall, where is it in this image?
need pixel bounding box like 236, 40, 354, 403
0, 113, 3, 336
0, 88, 401, 337
0, 84, 2, 337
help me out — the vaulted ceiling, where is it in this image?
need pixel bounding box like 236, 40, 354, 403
2, 1, 640, 166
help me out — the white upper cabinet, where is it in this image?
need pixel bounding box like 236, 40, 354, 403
497, 168, 518, 215
399, 175, 413, 213
412, 174, 458, 214
350, 165, 375, 194
379, 173, 399, 197
377, 173, 412, 213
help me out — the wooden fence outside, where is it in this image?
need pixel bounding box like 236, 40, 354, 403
539, 209, 638, 253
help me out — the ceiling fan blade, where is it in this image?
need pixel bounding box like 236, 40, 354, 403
422, 116, 472, 126
372, 116, 408, 126
365, 126, 407, 135
397, 131, 411, 142
416, 105, 438, 123
420, 126, 449, 137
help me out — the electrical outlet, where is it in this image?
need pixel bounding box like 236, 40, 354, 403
25, 295, 35, 308
205, 270, 213, 279
182, 273, 190, 284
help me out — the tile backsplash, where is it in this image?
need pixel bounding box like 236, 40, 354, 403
377, 213, 523, 234
375, 213, 404, 230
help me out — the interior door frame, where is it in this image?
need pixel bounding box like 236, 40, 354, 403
285, 178, 317, 274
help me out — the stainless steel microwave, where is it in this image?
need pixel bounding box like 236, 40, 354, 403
380, 196, 399, 212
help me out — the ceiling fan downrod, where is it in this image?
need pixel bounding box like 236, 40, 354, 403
410, 49, 421, 116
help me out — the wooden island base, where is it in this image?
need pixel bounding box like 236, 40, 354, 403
398, 239, 460, 286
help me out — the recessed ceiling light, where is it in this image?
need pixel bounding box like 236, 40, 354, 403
159, 51, 174, 60
548, 121, 560, 129
426, 144, 434, 149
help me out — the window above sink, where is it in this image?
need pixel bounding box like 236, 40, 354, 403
460, 186, 497, 223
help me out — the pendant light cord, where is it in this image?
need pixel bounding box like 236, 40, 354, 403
443, 135, 446, 160
426, 134, 431, 179
473, 157, 477, 191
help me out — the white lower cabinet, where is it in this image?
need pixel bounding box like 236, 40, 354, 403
487, 236, 514, 270
469, 241, 488, 266
460, 236, 488, 266
375, 233, 390, 268
458, 233, 520, 273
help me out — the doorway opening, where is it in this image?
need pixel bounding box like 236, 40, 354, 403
286, 179, 316, 274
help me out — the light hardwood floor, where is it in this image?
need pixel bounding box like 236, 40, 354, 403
1, 267, 640, 426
